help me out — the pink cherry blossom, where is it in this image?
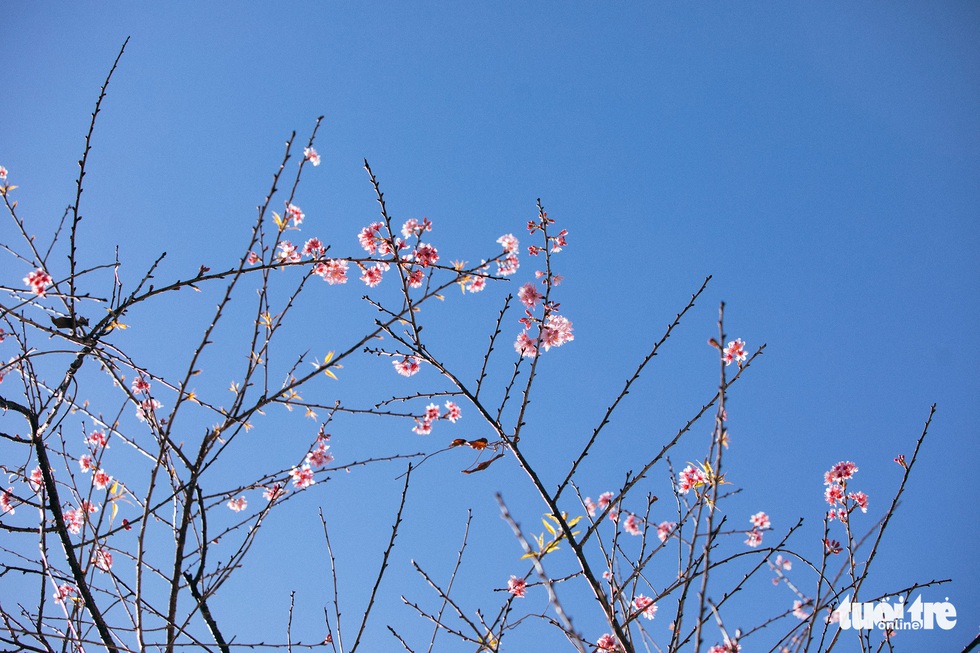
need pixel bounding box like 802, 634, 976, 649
425, 403, 441, 421
444, 401, 461, 423
401, 218, 432, 239
514, 332, 537, 358
824, 484, 844, 506
540, 314, 573, 351
304, 147, 321, 166
507, 575, 527, 598
793, 600, 811, 620
597, 634, 619, 650
774, 554, 792, 571
633, 594, 657, 620
276, 240, 301, 263
136, 398, 162, 422
227, 496, 248, 512
412, 418, 433, 435
466, 276, 486, 293
584, 497, 597, 517
745, 529, 763, 547
824, 461, 858, 485
406, 269, 424, 288
306, 442, 334, 468
657, 521, 676, 543
302, 237, 325, 257
624, 513, 643, 536
314, 259, 349, 285
497, 253, 519, 276
93, 549, 113, 572
86, 431, 109, 449
53, 584, 77, 604
64, 508, 85, 534
29, 466, 44, 491
393, 356, 421, 377
517, 282, 543, 308
360, 264, 385, 287
131, 377, 151, 395
285, 203, 304, 226
93, 470, 112, 491
358, 222, 384, 254
848, 491, 869, 513
263, 483, 286, 502
0, 488, 14, 514
597, 492, 614, 510
0, 166, 7, 180
289, 464, 315, 489
247, 251, 261, 265
24, 269, 53, 297
79, 454, 95, 473
749, 511, 770, 530
497, 234, 519, 253
723, 338, 747, 366
414, 243, 439, 267
678, 464, 707, 494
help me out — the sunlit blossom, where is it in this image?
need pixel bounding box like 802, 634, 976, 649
289, 464, 315, 489
227, 497, 248, 512
79, 454, 95, 473
93, 470, 112, 491
0, 166, 7, 180
29, 466, 44, 490
314, 259, 349, 285
306, 442, 334, 468
749, 511, 770, 530
723, 338, 747, 366
597, 634, 619, 651
517, 282, 543, 308
497, 253, 519, 276
24, 268, 53, 297
444, 401, 461, 423
848, 491, 869, 513
414, 243, 439, 267
624, 513, 643, 536
633, 594, 657, 620
540, 314, 573, 351
285, 203, 304, 226
302, 237, 325, 257
412, 418, 433, 435
393, 355, 422, 377
93, 549, 113, 572
276, 240, 301, 264
745, 529, 763, 547
264, 484, 286, 502
358, 222, 384, 254
657, 521, 676, 543
793, 599, 811, 620
360, 264, 385, 287
678, 464, 707, 494
53, 584, 77, 604
0, 488, 14, 515
64, 508, 85, 534
497, 234, 519, 253
824, 461, 858, 485
304, 147, 321, 166
514, 332, 537, 358
507, 575, 526, 598
136, 398, 162, 422
86, 431, 109, 449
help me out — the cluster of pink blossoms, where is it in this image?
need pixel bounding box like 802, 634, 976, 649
227, 497, 247, 512
633, 594, 658, 620
656, 521, 676, 543
584, 491, 644, 536
723, 338, 747, 366
0, 488, 14, 515
92, 548, 113, 572
745, 511, 770, 548
511, 213, 574, 358
53, 583, 77, 604
411, 401, 462, 436
280, 433, 336, 496
596, 634, 620, 651
507, 575, 527, 598
23, 268, 53, 297
496, 234, 520, 277
393, 355, 422, 377
677, 464, 707, 494
824, 460, 867, 522
79, 431, 113, 491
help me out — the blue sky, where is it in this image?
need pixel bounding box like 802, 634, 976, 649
3, 3, 978, 651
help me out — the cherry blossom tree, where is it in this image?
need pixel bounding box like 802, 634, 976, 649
0, 42, 949, 653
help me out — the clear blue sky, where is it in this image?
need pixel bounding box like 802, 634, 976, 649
3, 3, 978, 651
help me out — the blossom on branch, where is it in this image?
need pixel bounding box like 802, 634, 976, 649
507, 575, 526, 598
23, 269, 53, 297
